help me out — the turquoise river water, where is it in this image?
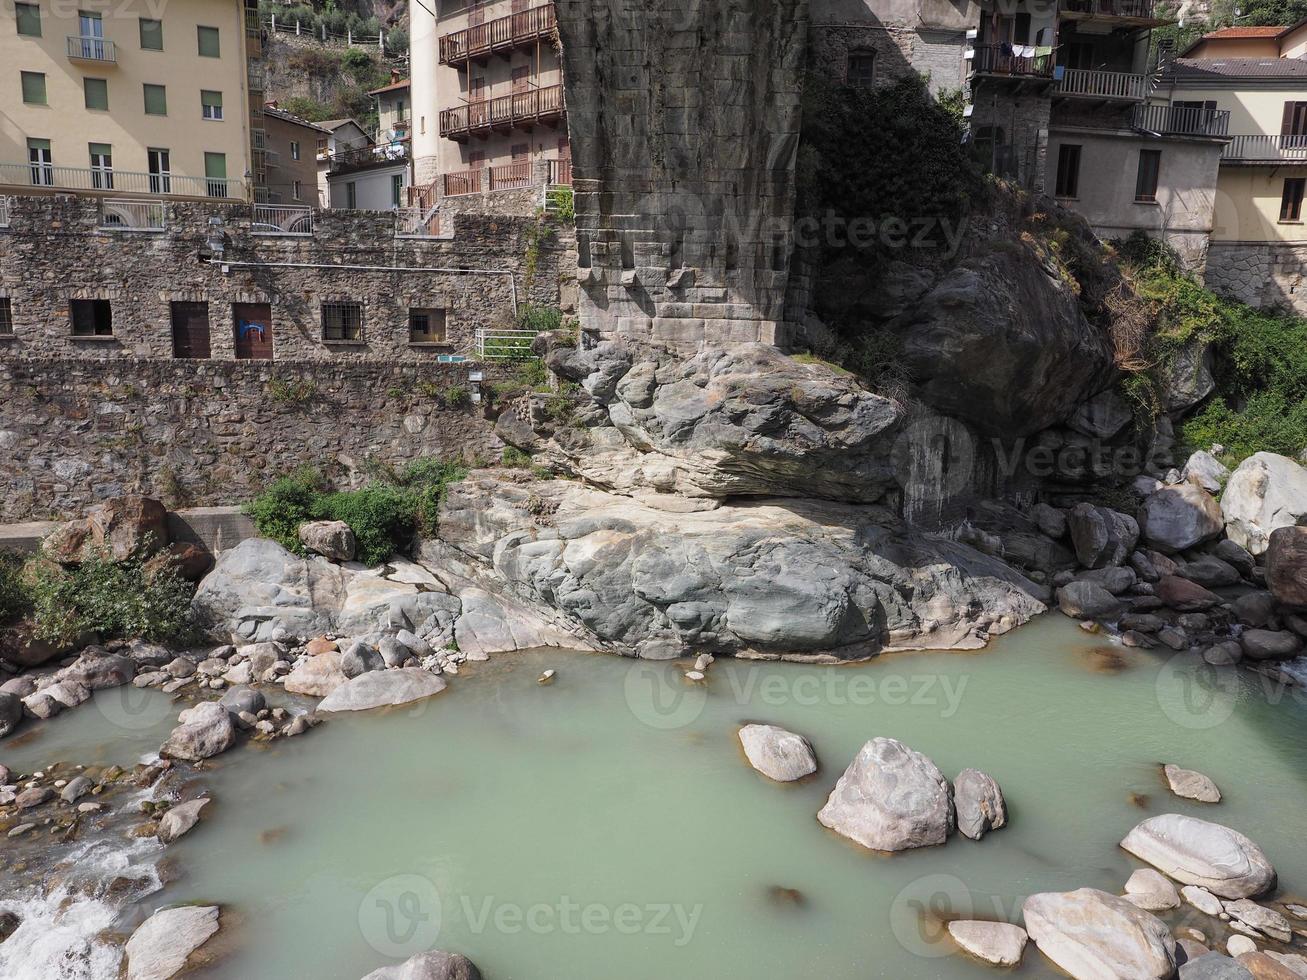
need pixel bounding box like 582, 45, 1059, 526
2, 614, 1306, 979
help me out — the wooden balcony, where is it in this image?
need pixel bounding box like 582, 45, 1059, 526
1055, 68, 1147, 102
971, 44, 1054, 81
439, 84, 565, 142
439, 4, 556, 66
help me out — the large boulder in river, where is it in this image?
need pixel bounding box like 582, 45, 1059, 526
1068, 504, 1140, 568
947, 920, 1028, 967
953, 768, 1007, 840
1023, 888, 1176, 980
1221, 453, 1307, 556
159, 702, 236, 762
817, 738, 954, 851
318, 668, 447, 712
885, 248, 1118, 437
517, 341, 904, 504
1140, 484, 1224, 554
360, 950, 482, 980
1157, 575, 1222, 612
1120, 814, 1276, 899
1265, 526, 1307, 608
437, 475, 1046, 660
125, 905, 220, 980
283, 651, 351, 697
1057, 581, 1121, 619
737, 724, 818, 782
0, 692, 21, 738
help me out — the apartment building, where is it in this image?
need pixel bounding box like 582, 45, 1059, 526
260, 105, 328, 205
968, 0, 1229, 267
410, 0, 570, 204
0, 0, 258, 201
1155, 23, 1307, 311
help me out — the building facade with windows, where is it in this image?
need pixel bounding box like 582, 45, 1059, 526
0, 0, 257, 201
260, 105, 329, 205
409, 0, 570, 207
967, 0, 1229, 267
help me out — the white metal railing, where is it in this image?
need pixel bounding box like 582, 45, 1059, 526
66, 34, 115, 61
251, 203, 313, 235
100, 198, 165, 230
0, 161, 242, 198
1056, 68, 1147, 101
1223, 135, 1307, 162
0, 196, 9, 228
476, 327, 539, 360
395, 205, 443, 238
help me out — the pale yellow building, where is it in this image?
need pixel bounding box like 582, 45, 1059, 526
0, 0, 256, 200
1159, 41, 1307, 310
410, 0, 569, 202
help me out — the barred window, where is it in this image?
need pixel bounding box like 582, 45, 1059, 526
409, 308, 447, 344
322, 302, 363, 342
0, 298, 13, 335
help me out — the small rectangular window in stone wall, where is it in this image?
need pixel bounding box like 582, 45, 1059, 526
0, 298, 12, 335
71, 299, 113, 336
409, 308, 447, 344
322, 302, 363, 342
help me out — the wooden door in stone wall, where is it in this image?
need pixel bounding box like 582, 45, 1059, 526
233, 303, 273, 360
170, 301, 211, 359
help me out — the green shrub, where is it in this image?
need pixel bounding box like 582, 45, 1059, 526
244, 466, 326, 554
0, 551, 28, 626
502, 445, 533, 468
26, 550, 195, 647
441, 384, 471, 409
317, 484, 416, 565
516, 304, 563, 333
394, 457, 468, 537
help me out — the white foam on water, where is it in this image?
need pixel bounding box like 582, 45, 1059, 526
0, 836, 161, 980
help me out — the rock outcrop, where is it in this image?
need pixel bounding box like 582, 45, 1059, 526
1265, 526, 1307, 608
1140, 483, 1224, 554
1221, 453, 1307, 556
816, 738, 954, 851
124, 905, 220, 980
318, 668, 448, 712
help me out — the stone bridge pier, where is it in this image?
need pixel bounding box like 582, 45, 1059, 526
555, 0, 809, 351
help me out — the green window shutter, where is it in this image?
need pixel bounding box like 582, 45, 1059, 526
143, 83, 166, 115
139, 18, 163, 50
197, 25, 219, 57
20, 71, 46, 105
16, 3, 41, 37
201, 89, 222, 118
204, 152, 227, 179
84, 78, 108, 111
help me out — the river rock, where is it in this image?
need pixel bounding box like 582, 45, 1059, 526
160, 702, 236, 762
1204, 641, 1243, 666
1068, 503, 1140, 568
1120, 814, 1276, 899
318, 668, 448, 712
1265, 527, 1307, 608
1236, 952, 1302, 979
953, 768, 1006, 840
339, 641, 385, 678
1076, 566, 1137, 595
1233, 593, 1278, 629
377, 636, 411, 668
1221, 453, 1307, 556
62, 651, 135, 690
1183, 452, 1232, 494
1179, 557, 1242, 589
1241, 630, 1302, 662
299, 521, 356, 562
359, 949, 483, 980
1181, 953, 1255, 979
22, 690, 61, 719
1124, 869, 1180, 911
125, 905, 220, 980
0, 693, 21, 738
45, 679, 91, 708
1164, 764, 1221, 804
283, 651, 350, 697
219, 686, 265, 717
0, 626, 68, 669
1157, 576, 1223, 612
817, 738, 953, 851
1141, 484, 1224, 554
1032, 503, 1068, 539
157, 798, 210, 844
736, 724, 818, 782
15, 786, 51, 809
1023, 887, 1176, 979
1228, 937, 1259, 958
1262, 952, 1307, 977
946, 920, 1027, 967
1058, 581, 1122, 619
1225, 900, 1293, 942
1183, 885, 1224, 915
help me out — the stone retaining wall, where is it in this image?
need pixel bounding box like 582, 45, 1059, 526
0, 358, 508, 522
0, 196, 575, 362
1206, 241, 1307, 314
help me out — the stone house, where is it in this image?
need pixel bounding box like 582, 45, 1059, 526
260, 105, 330, 206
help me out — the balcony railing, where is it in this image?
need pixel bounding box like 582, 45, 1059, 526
1055, 68, 1147, 101
248, 63, 266, 91
440, 85, 565, 140
251, 203, 313, 235
0, 162, 242, 199
440, 4, 557, 65
1133, 104, 1231, 138
488, 161, 532, 190
66, 35, 115, 62
1222, 134, 1307, 162
547, 158, 572, 185
971, 45, 1053, 79
328, 139, 411, 176
99, 198, 166, 231
0, 196, 10, 228
442, 169, 482, 196
1059, 0, 1159, 19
